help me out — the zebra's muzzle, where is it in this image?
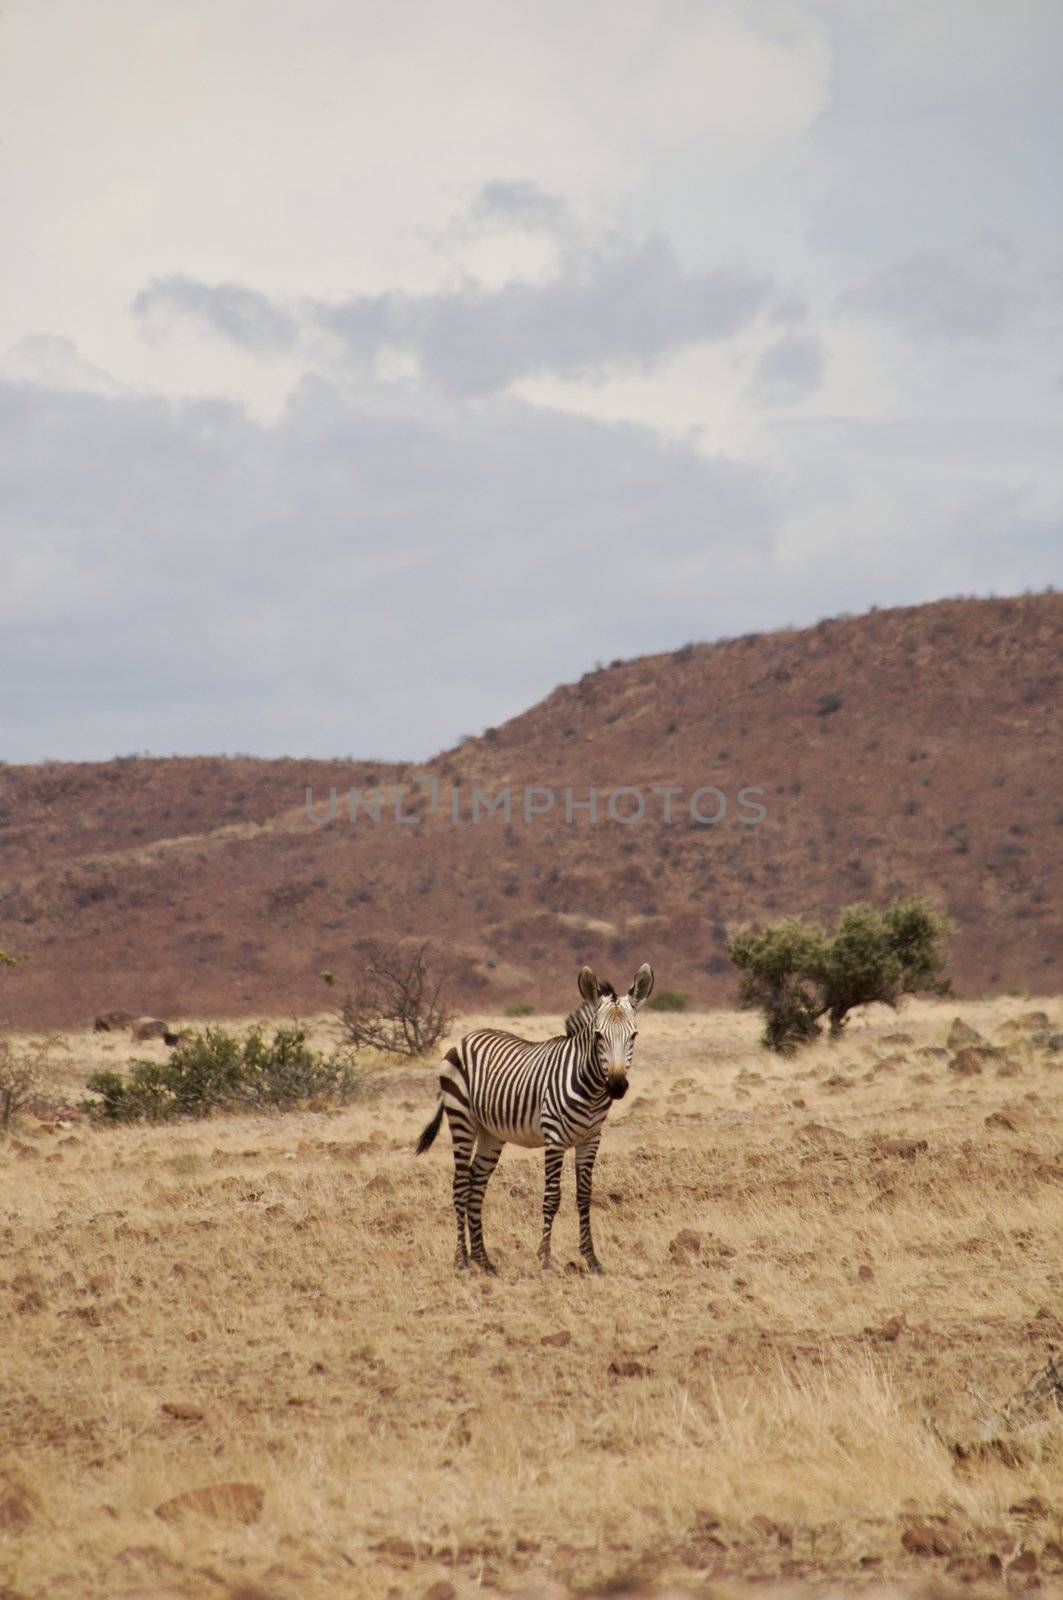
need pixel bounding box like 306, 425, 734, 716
605, 1072, 628, 1100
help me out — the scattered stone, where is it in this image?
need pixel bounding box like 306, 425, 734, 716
93, 1010, 136, 1032
948, 1018, 985, 1049
160, 1401, 204, 1422
1048, 1034, 1063, 1053
539, 1331, 572, 1348
986, 1111, 1023, 1132
866, 1315, 905, 1343
1036, 1164, 1063, 1182
1009, 1496, 1052, 1519
949, 1049, 984, 1076
424, 1583, 457, 1600
0, 1475, 32, 1532
877, 1137, 928, 1160
155, 1481, 263, 1524
880, 1031, 913, 1045
902, 1521, 959, 1557
608, 1358, 648, 1379
669, 1229, 703, 1258
131, 1019, 170, 1042
1018, 1011, 1050, 1030
1008, 1548, 1039, 1585
858, 1263, 875, 1282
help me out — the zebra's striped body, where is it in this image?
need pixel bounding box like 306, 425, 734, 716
416, 963, 654, 1273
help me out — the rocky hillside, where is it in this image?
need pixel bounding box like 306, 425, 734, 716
1, 593, 1059, 1027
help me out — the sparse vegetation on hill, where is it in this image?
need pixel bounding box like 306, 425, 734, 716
84, 1024, 366, 1123
0, 593, 1059, 1027
729, 896, 953, 1051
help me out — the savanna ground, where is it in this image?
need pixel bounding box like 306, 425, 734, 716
3, 997, 1063, 1600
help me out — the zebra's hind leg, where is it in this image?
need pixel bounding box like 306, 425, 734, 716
445, 1107, 474, 1272
575, 1135, 604, 1274
537, 1145, 565, 1271
467, 1132, 503, 1274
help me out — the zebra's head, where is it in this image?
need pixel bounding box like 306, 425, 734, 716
577, 962, 655, 1099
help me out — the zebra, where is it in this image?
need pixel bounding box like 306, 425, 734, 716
415, 962, 654, 1274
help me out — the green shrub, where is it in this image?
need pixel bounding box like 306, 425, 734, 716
84, 1025, 367, 1124
728, 896, 952, 1053
647, 990, 687, 1012
505, 1002, 535, 1017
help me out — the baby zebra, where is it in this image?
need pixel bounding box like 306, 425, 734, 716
415, 962, 654, 1273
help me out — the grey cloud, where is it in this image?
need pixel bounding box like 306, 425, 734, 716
751, 333, 824, 403
320, 236, 771, 394
469, 180, 570, 232
131, 231, 772, 394
0, 376, 776, 763
133, 275, 300, 353
839, 236, 1045, 342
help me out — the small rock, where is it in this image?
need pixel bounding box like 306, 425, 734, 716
669, 1229, 703, 1258
948, 1018, 985, 1049
131, 1019, 170, 1042
93, 1010, 136, 1032
878, 1137, 928, 1159
1018, 1011, 1050, 1029
160, 1401, 204, 1422
858, 1263, 875, 1282
155, 1481, 263, 1524
0, 1475, 32, 1531
1048, 1034, 1063, 1053
867, 1315, 906, 1342
539, 1331, 572, 1348
949, 1049, 984, 1076
1008, 1548, 1039, 1585
902, 1521, 958, 1557
986, 1111, 1022, 1132
424, 1583, 457, 1600
1009, 1496, 1051, 1519
608, 1358, 648, 1379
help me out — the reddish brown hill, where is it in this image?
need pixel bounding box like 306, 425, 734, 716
1, 593, 1060, 1028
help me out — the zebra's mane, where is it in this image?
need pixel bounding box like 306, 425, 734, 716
563, 980, 617, 1037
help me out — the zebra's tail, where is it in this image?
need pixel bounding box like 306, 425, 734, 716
416, 1099, 445, 1155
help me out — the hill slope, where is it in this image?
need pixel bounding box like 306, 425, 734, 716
1, 593, 1060, 1027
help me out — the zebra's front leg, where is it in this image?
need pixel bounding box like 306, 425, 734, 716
575, 1136, 604, 1274
467, 1134, 503, 1274
538, 1146, 565, 1271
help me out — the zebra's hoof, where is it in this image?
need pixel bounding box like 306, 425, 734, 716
477, 1259, 498, 1276
586, 1260, 605, 1275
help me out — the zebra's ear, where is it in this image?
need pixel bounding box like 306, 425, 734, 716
578, 966, 601, 1003
629, 963, 655, 1007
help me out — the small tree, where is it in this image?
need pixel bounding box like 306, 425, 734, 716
0, 1038, 39, 1132
332, 940, 452, 1058
729, 896, 952, 1052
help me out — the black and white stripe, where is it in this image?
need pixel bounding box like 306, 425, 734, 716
416, 962, 654, 1273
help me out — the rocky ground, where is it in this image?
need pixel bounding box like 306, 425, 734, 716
3, 997, 1063, 1598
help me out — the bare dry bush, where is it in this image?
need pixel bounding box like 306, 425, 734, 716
0, 1036, 45, 1132
334, 940, 452, 1058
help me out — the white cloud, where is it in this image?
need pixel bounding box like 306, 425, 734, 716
1, 0, 1061, 760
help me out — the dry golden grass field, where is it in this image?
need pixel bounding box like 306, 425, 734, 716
3, 997, 1063, 1600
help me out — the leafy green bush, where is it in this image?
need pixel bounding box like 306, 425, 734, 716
84, 1025, 367, 1124
505, 1002, 535, 1017
647, 990, 687, 1012
728, 896, 952, 1052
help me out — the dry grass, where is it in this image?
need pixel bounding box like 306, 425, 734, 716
3, 997, 1063, 1599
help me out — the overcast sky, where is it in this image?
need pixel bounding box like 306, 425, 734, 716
2, 0, 1061, 762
